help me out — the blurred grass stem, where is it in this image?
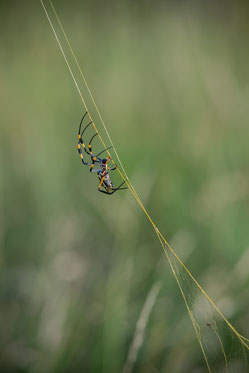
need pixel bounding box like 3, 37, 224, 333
122, 282, 161, 373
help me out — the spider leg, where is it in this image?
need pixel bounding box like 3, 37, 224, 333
88, 133, 102, 172
77, 113, 99, 167
79, 112, 91, 140
78, 112, 94, 157
77, 143, 92, 166
98, 180, 128, 195
98, 189, 113, 195
79, 111, 88, 132
98, 175, 106, 191
88, 133, 98, 155
110, 180, 128, 193
78, 125, 93, 157
96, 146, 113, 158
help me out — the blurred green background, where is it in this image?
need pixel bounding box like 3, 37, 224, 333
1, 0, 249, 372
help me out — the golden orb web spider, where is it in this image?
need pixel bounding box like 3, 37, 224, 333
77, 112, 128, 195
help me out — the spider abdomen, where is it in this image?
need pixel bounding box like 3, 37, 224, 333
104, 174, 114, 189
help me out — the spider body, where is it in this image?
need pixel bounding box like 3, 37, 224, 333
98, 170, 114, 193
77, 112, 127, 195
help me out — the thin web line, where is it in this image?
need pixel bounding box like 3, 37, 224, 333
39, 0, 249, 355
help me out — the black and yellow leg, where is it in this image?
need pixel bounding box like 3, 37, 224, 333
98, 175, 105, 191
78, 112, 93, 157
87, 133, 100, 172
90, 156, 98, 172
77, 141, 92, 166
88, 133, 98, 155
78, 133, 91, 157
78, 113, 99, 167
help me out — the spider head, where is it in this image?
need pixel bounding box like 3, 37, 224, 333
103, 156, 112, 164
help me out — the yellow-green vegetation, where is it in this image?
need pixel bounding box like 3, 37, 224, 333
1, 1, 249, 372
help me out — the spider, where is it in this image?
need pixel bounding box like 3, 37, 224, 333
77, 112, 127, 195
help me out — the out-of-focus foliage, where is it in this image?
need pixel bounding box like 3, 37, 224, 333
1, 1, 249, 372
